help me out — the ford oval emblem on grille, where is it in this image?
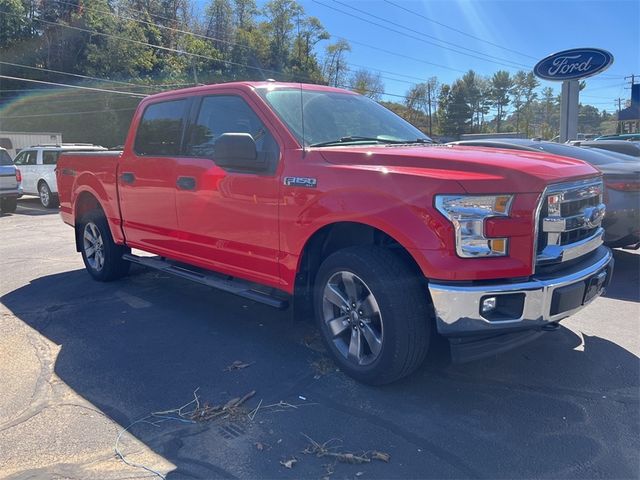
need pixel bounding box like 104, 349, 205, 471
584, 204, 606, 229
534, 48, 614, 81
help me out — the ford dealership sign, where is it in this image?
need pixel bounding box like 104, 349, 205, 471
534, 48, 614, 81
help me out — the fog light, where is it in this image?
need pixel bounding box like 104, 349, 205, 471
481, 297, 497, 313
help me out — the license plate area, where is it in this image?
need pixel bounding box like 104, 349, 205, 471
550, 268, 609, 316
583, 269, 608, 304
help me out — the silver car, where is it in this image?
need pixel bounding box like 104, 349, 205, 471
0, 147, 22, 214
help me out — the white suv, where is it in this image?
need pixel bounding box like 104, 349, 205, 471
13, 144, 107, 208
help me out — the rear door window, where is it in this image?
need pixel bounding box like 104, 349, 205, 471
134, 99, 188, 156
43, 151, 60, 165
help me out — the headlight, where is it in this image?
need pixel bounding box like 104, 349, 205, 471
435, 195, 514, 258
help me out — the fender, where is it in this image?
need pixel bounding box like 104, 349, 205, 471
279, 180, 465, 289
72, 172, 125, 245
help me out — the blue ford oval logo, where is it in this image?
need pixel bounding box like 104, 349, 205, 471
534, 48, 614, 81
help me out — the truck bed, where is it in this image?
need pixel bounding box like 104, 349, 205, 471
56, 151, 123, 236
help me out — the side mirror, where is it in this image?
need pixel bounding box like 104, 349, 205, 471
213, 133, 265, 171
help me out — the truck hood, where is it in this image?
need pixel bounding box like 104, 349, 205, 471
318, 144, 600, 193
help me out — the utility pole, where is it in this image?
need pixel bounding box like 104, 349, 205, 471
615, 97, 623, 134
427, 83, 432, 137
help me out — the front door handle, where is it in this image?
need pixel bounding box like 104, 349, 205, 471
176, 176, 196, 190
120, 172, 135, 184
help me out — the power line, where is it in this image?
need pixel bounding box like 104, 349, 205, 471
20, 3, 447, 89
383, 0, 537, 60
3, 12, 426, 90
0, 61, 156, 90
0, 75, 147, 97
315, 0, 531, 71
1, 107, 137, 120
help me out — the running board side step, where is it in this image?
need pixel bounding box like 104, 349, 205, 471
122, 254, 289, 309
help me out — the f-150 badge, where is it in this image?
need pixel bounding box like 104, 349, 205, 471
284, 177, 317, 188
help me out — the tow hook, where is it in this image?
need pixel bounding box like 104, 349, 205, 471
542, 322, 560, 332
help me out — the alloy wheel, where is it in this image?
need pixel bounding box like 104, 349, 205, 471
322, 271, 384, 366
83, 222, 105, 271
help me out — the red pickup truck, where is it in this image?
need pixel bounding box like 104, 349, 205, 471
57, 82, 613, 384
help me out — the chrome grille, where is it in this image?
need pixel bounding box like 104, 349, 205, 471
536, 178, 605, 265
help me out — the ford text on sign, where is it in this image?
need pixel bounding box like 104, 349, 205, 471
534, 48, 614, 81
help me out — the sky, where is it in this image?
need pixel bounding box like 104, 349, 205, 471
254, 0, 640, 111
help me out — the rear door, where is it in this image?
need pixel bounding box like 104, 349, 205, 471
13, 150, 38, 194
117, 98, 188, 255
41, 151, 60, 192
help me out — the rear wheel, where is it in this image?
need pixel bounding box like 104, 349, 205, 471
79, 210, 130, 281
1, 197, 18, 213
314, 246, 431, 385
38, 182, 58, 209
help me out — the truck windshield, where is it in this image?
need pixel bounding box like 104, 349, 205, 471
258, 88, 432, 147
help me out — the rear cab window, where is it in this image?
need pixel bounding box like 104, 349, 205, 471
134, 99, 188, 156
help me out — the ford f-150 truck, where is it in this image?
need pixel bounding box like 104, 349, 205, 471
56, 82, 613, 384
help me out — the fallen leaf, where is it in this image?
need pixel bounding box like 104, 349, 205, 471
280, 458, 297, 469
224, 360, 253, 372
371, 451, 391, 463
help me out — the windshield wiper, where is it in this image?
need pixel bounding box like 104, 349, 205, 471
309, 136, 409, 147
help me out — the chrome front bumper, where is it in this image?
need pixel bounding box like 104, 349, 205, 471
428, 246, 613, 336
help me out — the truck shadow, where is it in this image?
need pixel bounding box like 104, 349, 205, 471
1, 268, 638, 479
5, 197, 59, 216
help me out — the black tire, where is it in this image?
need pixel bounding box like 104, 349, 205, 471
1, 197, 18, 213
38, 182, 59, 209
314, 246, 431, 385
78, 210, 130, 281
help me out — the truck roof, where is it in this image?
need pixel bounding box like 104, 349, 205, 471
144, 81, 355, 102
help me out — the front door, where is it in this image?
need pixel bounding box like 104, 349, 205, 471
174, 94, 282, 288
117, 98, 188, 255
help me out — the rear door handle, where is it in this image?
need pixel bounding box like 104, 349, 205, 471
120, 172, 135, 184
176, 176, 196, 190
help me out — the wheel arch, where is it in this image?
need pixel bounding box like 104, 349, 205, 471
72, 191, 108, 252
292, 221, 429, 318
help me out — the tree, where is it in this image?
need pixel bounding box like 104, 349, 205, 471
521, 72, 539, 136
233, 0, 257, 29
0, 0, 27, 49
350, 69, 384, 100
204, 0, 234, 56
490, 70, 512, 133
461, 70, 481, 132
437, 81, 471, 136
263, 0, 303, 72
322, 39, 350, 87
510, 70, 526, 132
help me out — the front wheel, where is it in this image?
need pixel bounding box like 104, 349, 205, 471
38, 182, 58, 209
314, 246, 431, 385
79, 211, 130, 281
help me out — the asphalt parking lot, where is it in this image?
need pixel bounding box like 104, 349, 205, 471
1, 197, 639, 480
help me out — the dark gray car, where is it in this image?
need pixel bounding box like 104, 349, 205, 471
570, 140, 640, 158
448, 139, 640, 248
